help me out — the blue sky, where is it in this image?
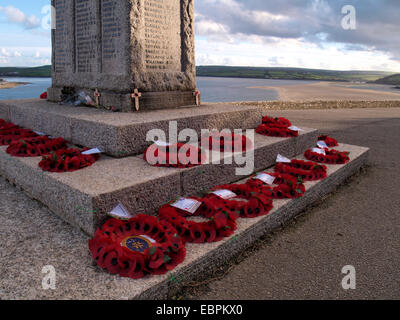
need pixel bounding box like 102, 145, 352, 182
1, 0, 400, 71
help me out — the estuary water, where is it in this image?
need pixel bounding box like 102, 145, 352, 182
0, 76, 311, 102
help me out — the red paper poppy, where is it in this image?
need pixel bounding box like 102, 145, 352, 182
40, 92, 48, 99
144, 142, 206, 168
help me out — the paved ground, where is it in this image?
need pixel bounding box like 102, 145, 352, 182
0, 107, 399, 300
193, 108, 400, 300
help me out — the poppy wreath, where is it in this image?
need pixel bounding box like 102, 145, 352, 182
207, 184, 274, 219
318, 135, 338, 147
40, 92, 48, 99
89, 215, 186, 279
246, 172, 306, 199
158, 197, 238, 244
304, 148, 350, 165
200, 132, 253, 152
6, 136, 67, 157
144, 143, 206, 168
256, 124, 299, 138
262, 116, 292, 128
0, 129, 38, 146
38, 148, 100, 172
274, 159, 328, 181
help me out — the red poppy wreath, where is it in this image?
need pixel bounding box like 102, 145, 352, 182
0, 128, 38, 146
318, 135, 338, 147
200, 132, 253, 152
246, 172, 306, 199
158, 196, 238, 244
256, 124, 298, 138
304, 149, 350, 165
262, 116, 292, 128
89, 215, 186, 279
6, 136, 67, 157
274, 159, 328, 181
38, 148, 100, 172
144, 142, 206, 168
206, 184, 274, 219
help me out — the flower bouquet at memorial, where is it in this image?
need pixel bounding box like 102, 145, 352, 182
304, 148, 350, 165
144, 142, 206, 168
318, 135, 338, 147
6, 136, 67, 157
274, 159, 328, 181
246, 172, 306, 199
158, 196, 238, 243
206, 184, 274, 219
200, 132, 253, 152
38, 148, 101, 173
89, 215, 186, 279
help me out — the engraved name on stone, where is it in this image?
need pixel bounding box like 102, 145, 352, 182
144, 0, 181, 72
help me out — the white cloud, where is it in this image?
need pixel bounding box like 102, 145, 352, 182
0, 5, 40, 29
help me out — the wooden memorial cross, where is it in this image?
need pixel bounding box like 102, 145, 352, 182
94, 89, 101, 107
193, 89, 201, 106
131, 89, 142, 111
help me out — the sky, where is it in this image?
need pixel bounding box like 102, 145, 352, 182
0, 0, 400, 71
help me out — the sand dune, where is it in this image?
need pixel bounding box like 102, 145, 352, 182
250, 81, 400, 101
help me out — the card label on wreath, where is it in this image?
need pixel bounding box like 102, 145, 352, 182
212, 189, 237, 200
288, 126, 303, 132
317, 141, 328, 149
312, 148, 326, 155
277, 154, 291, 163
171, 198, 202, 214
254, 173, 275, 185
82, 148, 102, 155
108, 202, 132, 220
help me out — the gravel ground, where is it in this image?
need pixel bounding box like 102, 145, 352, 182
0, 107, 399, 300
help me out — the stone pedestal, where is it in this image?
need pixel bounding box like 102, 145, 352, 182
49, 0, 197, 111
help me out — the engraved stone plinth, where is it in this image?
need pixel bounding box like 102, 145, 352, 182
48, 0, 197, 111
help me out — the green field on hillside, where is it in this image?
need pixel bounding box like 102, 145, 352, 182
197, 66, 393, 82
0, 65, 51, 77
374, 74, 400, 85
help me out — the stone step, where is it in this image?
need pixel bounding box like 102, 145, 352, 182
110, 143, 369, 299
0, 99, 267, 157
0, 128, 317, 235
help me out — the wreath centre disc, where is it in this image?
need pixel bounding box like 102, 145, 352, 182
121, 235, 156, 253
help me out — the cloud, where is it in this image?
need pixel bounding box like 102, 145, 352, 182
195, 0, 400, 67
0, 5, 40, 29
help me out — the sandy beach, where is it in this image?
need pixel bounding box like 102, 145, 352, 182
0, 80, 29, 89
250, 81, 400, 101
